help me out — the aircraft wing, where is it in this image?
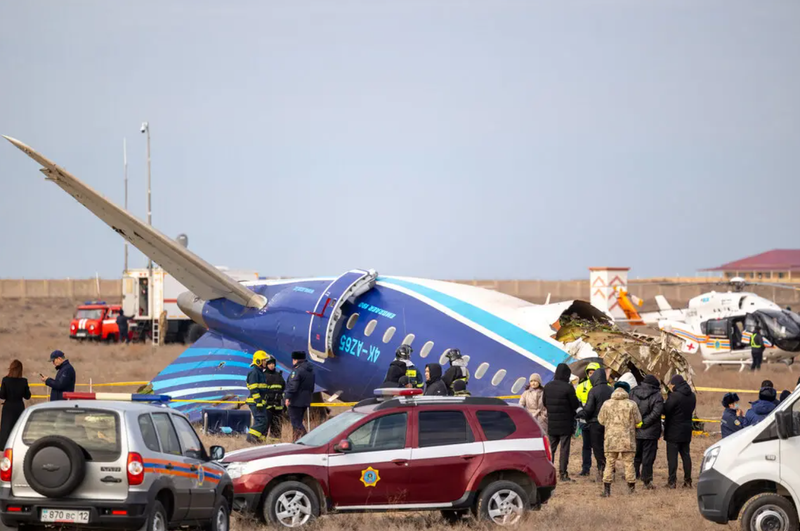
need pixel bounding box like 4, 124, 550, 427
4, 136, 266, 309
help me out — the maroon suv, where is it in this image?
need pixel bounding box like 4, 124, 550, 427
223, 391, 555, 527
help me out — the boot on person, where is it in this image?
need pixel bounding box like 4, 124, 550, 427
683, 478, 693, 489
643, 481, 656, 490
600, 483, 611, 497
628, 482, 636, 494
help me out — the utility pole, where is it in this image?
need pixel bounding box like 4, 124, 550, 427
123, 138, 129, 272
141, 121, 151, 270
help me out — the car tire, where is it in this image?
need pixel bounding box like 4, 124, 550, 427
740, 493, 799, 531
441, 510, 469, 524
23, 436, 86, 498
138, 500, 168, 531
263, 481, 319, 528
185, 323, 207, 344
204, 497, 230, 531
475, 480, 529, 526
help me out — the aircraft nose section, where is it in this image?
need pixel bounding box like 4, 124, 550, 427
177, 291, 207, 328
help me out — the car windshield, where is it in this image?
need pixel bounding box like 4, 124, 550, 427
75, 309, 103, 319
295, 410, 366, 447
23, 408, 120, 462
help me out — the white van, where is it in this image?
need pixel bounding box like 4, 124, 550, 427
698, 386, 800, 531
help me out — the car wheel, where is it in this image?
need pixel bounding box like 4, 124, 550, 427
476, 480, 528, 526
23, 436, 86, 498
138, 500, 168, 531
740, 493, 799, 531
441, 510, 469, 524
263, 481, 319, 528
205, 498, 230, 531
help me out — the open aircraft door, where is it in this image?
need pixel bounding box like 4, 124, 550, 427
307, 269, 378, 362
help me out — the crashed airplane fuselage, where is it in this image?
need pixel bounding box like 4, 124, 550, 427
5, 135, 693, 419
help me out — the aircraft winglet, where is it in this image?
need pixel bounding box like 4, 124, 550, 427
655, 295, 672, 312
4, 135, 267, 309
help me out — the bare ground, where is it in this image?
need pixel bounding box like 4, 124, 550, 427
2, 297, 798, 530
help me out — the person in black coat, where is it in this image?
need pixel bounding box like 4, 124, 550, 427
284, 351, 315, 441
630, 375, 664, 489
582, 368, 613, 478
42, 350, 76, 401
750, 326, 766, 371
115, 309, 133, 344
543, 363, 580, 481
0, 360, 31, 449
663, 374, 696, 488
423, 364, 448, 396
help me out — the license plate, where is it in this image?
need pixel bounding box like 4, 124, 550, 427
40, 509, 90, 524
75, 331, 87, 337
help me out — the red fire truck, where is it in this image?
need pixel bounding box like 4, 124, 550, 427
69, 301, 128, 342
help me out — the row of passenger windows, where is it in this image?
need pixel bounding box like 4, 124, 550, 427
345, 312, 531, 394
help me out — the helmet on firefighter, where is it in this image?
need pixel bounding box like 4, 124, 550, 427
265, 354, 277, 366
252, 350, 268, 365
444, 348, 463, 364
396, 344, 413, 360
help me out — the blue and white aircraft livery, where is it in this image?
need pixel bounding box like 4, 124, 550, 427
5, 136, 607, 420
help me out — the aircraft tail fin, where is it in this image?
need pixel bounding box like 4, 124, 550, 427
655, 295, 672, 312
4, 136, 266, 309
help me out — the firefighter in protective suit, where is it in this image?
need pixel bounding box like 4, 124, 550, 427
263, 355, 286, 439
246, 351, 269, 443
382, 345, 423, 389
442, 348, 469, 396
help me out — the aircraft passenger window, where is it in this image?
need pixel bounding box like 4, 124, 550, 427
439, 351, 450, 365
418, 411, 474, 448
476, 410, 517, 441
491, 369, 507, 386
346, 313, 359, 330
462, 355, 471, 365
475, 363, 490, 379
511, 377, 527, 394
364, 320, 378, 337
347, 413, 407, 452
402, 333, 415, 346
420, 341, 434, 358
383, 326, 396, 343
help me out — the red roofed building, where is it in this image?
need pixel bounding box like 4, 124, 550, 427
702, 249, 800, 281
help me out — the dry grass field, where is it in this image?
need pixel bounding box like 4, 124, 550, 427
1, 297, 798, 530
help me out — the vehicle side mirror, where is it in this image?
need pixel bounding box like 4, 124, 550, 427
776, 411, 792, 440
210, 445, 225, 461
334, 440, 352, 453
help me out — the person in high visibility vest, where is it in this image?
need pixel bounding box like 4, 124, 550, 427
575, 362, 601, 477
750, 326, 766, 372
246, 351, 269, 443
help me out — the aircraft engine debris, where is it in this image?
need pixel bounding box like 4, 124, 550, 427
557, 318, 695, 391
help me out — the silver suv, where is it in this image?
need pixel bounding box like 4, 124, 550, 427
0, 400, 232, 531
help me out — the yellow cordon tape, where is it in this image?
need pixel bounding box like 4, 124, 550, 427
27, 381, 758, 425
695, 386, 759, 394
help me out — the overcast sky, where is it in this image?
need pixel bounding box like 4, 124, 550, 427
1, 0, 798, 281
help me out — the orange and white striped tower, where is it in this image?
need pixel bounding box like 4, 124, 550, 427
589, 267, 630, 320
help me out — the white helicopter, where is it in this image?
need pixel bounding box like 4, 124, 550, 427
635, 277, 800, 370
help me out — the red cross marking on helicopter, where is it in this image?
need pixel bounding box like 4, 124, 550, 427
686, 343, 695, 352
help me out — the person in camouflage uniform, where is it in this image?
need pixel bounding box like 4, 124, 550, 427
598, 381, 642, 497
